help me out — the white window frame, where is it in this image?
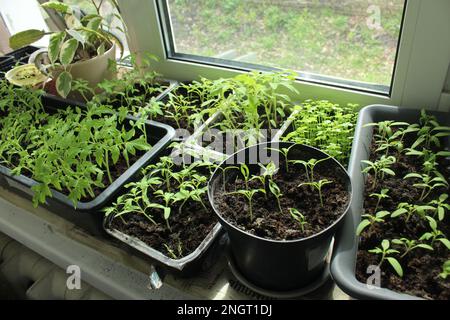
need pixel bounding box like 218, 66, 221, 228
117, 0, 450, 111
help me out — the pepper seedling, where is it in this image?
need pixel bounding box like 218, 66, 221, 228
291, 157, 330, 183
268, 180, 283, 212
419, 216, 450, 249
368, 239, 403, 277
404, 173, 449, 202
439, 260, 450, 279
369, 188, 390, 212
265, 144, 298, 173
289, 208, 307, 232
228, 188, 265, 222
428, 194, 450, 221
361, 155, 396, 189
298, 179, 333, 207
391, 202, 435, 222
356, 210, 391, 235
392, 238, 433, 258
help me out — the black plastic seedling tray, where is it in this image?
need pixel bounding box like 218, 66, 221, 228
330, 104, 450, 300
103, 147, 226, 276
0, 95, 175, 235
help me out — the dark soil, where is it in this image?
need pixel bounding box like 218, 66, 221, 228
109, 159, 217, 259
355, 129, 450, 300
214, 161, 350, 240
111, 195, 217, 259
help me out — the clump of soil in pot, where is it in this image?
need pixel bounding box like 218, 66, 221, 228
213, 156, 351, 241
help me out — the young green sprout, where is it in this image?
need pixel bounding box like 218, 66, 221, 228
289, 208, 307, 232
412, 122, 450, 149
240, 164, 251, 189
392, 238, 433, 258
369, 188, 390, 212
298, 179, 333, 207
265, 144, 297, 173
439, 260, 450, 280
250, 161, 278, 197
419, 217, 450, 249
291, 157, 330, 183
269, 180, 283, 212
404, 173, 449, 202
428, 194, 450, 221
368, 240, 403, 277
229, 189, 265, 222
154, 190, 174, 231
391, 202, 435, 222
356, 210, 391, 235
361, 155, 396, 189
365, 121, 410, 140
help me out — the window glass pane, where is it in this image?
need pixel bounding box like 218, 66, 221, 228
164, 0, 406, 91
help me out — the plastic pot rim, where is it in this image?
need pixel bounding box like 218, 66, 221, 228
207, 141, 353, 245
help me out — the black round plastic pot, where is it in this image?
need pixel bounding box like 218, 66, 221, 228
208, 142, 352, 291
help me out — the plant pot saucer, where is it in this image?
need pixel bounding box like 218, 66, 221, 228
226, 250, 332, 299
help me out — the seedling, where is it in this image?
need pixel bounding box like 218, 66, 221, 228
365, 121, 410, 140
391, 202, 435, 222
266, 144, 297, 173
428, 194, 450, 221
361, 155, 396, 189
229, 189, 265, 222
369, 188, 390, 212
419, 217, 450, 249
298, 179, 333, 207
291, 157, 330, 183
250, 161, 278, 195
283, 100, 357, 166
404, 173, 449, 202
368, 240, 403, 277
240, 164, 251, 189
412, 122, 450, 149
391, 238, 433, 258
268, 180, 283, 212
155, 190, 174, 231
356, 211, 391, 235
439, 260, 450, 279
289, 208, 307, 232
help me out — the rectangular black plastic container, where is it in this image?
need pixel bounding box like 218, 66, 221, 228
330, 104, 450, 300
0, 95, 175, 235
103, 146, 226, 276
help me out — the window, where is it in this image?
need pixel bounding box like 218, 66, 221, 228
159, 0, 406, 94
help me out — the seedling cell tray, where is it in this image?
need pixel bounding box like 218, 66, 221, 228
330, 104, 450, 300
102, 146, 227, 276
0, 95, 175, 235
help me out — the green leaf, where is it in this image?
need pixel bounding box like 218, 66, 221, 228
438, 207, 445, 221
381, 239, 390, 251
56, 71, 72, 98
87, 16, 102, 31
41, 1, 71, 14
66, 29, 86, 46
391, 208, 407, 218
381, 168, 395, 176
9, 29, 46, 49
438, 238, 450, 250
48, 32, 65, 64
356, 219, 371, 235
164, 207, 171, 220
59, 38, 79, 66
416, 244, 434, 251
404, 173, 422, 180
387, 257, 403, 277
